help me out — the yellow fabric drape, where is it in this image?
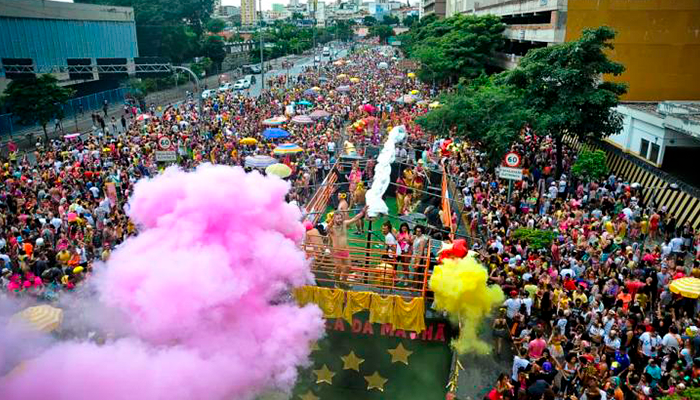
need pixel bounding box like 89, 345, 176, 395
315, 287, 345, 318
293, 286, 315, 307
392, 296, 426, 333
369, 293, 396, 325
343, 291, 372, 323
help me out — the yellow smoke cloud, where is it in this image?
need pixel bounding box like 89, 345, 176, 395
429, 255, 505, 354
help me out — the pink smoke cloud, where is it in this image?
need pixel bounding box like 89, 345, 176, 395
0, 164, 324, 400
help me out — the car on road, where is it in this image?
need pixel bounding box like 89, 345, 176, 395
233, 79, 251, 90
322, 46, 330, 57
218, 83, 233, 92
242, 64, 262, 74
314, 55, 321, 63
201, 89, 215, 99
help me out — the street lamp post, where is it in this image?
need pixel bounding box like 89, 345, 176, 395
259, 0, 265, 93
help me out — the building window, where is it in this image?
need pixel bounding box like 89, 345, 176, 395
639, 138, 649, 158
649, 143, 660, 164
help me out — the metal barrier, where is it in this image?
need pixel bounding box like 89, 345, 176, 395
302, 236, 433, 298
0, 87, 126, 138
304, 161, 339, 225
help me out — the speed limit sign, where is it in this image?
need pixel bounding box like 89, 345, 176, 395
158, 136, 172, 150
504, 151, 521, 167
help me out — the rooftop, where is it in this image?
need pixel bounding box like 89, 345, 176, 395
622, 101, 700, 138
0, 0, 135, 23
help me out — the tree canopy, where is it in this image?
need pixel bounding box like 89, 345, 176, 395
205, 18, 226, 34
368, 25, 395, 44
75, 0, 216, 63
417, 76, 534, 167
571, 150, 609, 182
2, 75, 75, 141
400, 14, 505, 84
363, 16, 378, 26
505, 26, 627, 176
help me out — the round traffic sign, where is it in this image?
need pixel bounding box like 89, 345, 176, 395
158, 136, 172, 150
504, 152, 521, 168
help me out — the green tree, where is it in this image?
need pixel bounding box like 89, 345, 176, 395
512, 228, 556, 250
417, 76, 534, 167
202, 35, 227, 71
571, 150, 609, 182
76, 0, 215, 61
382, 15, 399, 26
505, 26, 628, 177
2, 75, 75, 142
363, 16, 378, 26
205, 18, 226, 33
368, 24, 395, 44
400, 14, 505, 85
403, 14, 418, 28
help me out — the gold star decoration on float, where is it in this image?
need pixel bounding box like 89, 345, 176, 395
298, 391, 319, 400
387, 343, 413, 365
364, 371, 388, 392
310, 341, 321, 352
341, 350, 365, 372
313, 364, 335, 385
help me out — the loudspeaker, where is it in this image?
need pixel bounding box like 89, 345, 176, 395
67, 58, 93, 81
96, 58, 128, 80
2, 58, 35, 80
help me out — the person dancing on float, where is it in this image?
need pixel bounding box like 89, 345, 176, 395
330, 205, 368, 286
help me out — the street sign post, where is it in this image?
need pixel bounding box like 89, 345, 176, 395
155, 151, 177, 162
503, 151, 521, 168
498, 167, 523, 181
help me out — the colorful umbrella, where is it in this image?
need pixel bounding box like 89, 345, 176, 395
311, 86, 321, 91
273, 143, 304, 155
337, 74, 347, 79
362, 104, 376, 113
245, 155, 277, 168
262, 116, 288, 126
10, 305, 63, 333
265, 163, 292, 178
350, 77, 360, 83
670, 277, 700, 298
239, 137, 258, 145
292, 115, 314, 124
136, 114, 151, 121
310, 109, 331, 119
337, 85, 351, 92
407, 72, 416, 78
262, 128, 290, 139
410, 89, 420, 95
297, 100, 313, 106
63, 133, 80, 140
395, 94, 418, 104
378, 62, 389, 69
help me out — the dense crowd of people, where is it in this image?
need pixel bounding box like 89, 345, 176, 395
1, 40, 699, 400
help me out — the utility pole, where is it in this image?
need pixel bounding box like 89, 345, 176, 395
259, 0, 265, 92
312, 0, 317, 70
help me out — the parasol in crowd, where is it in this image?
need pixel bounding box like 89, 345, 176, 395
63, 133, 80, 140
333, 60, 344, 66
337, 85, 351, 92
303, 89, 318, 96
337, 74, 347, 79
297, 100, 313, 107
265, 163, 292, 178
311, 86, 321, 91
262, 128, 290, 139
350, 77, 360, 83
273, 143, 304, 155
410, 89, 420, 95
670, 277, 700, 298
136, 114, 151, 121
292, 115, 314, 124
310, 109, 331, 119
378, 62, 389, 69
239, 137, 258, 145
245, 155, 277, 168
429, 101, 442, 109
10, 305, 64, 333
362, 104, 376, 113
262, 116, 288, 126
407, 72, 416, 78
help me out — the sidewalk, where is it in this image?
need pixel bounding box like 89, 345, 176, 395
1, 54, 307, 153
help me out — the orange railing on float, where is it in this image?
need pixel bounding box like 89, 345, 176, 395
302, 236, 433, 298
304, 161, 339, 225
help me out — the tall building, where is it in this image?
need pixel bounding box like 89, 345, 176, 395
421, 0, 446, 18
289, 0, 300, 7
448, 0, 700, 101
241, 0, 257, 26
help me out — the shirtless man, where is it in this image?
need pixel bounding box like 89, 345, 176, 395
329, 205, 368, 285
